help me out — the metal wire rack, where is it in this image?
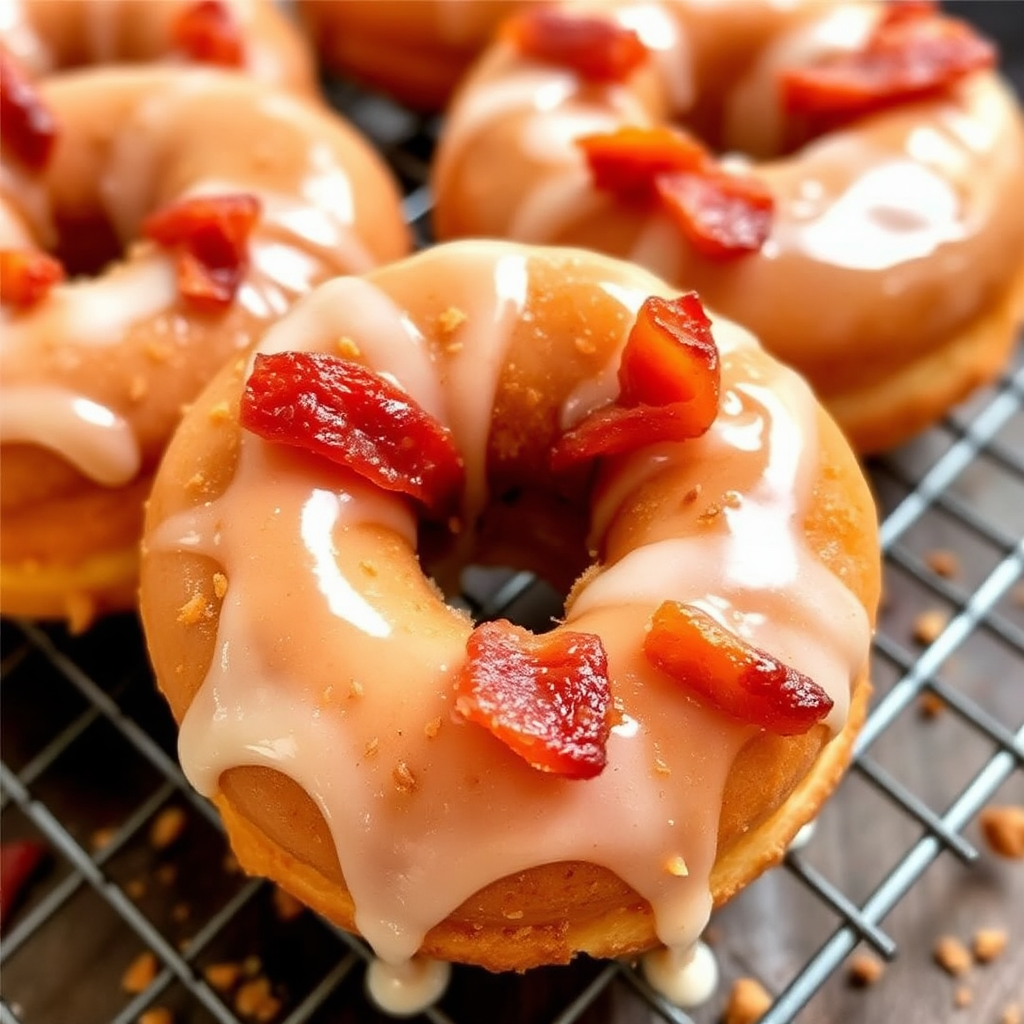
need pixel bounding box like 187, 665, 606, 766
3, 53, 1024, 1024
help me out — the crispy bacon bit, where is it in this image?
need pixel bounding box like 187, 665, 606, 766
781, 6, 995, 123
0, 51, 58, 169
172, 0, 245, 68
579, 127, 773, 256
657, 171, 774, 259
455, 620, 611, 779
0, 250, 65, 308
0, 841, 47, 927
505, 7, 647, 83
643, 601, 834, 735
142, 193, 260, 309
552, 293, 720, 470
240, 352, 465, 513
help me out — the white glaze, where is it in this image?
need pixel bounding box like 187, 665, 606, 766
641, 939, 720, 1007
365, 957, 451, 1018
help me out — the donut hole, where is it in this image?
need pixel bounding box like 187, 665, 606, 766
49, 212, 126, 279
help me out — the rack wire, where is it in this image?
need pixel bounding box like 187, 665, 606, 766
3, 60, 1024, 1024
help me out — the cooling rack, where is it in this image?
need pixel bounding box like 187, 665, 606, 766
3, 25, 1024, 1024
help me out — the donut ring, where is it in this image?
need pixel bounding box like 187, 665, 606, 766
433, 1, 1024, 452
1, 0, 319, 96
294, 0, 519, 110
0, 66, 409, 627
140, 241, 879, 971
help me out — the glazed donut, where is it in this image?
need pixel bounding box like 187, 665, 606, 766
433, 1, 1024, 452
294, 0, 519, 110
1, 0, 318, 95
0, 64, 409, 627
140, 241, 879, 972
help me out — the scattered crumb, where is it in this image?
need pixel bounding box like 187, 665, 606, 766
359, 559, 378, 577
208, 401, 231, 425
122, 951, 158, 994
697, 503, 721, 523
349, 679, 364, 699
1001, 1003, 1022, 1024
979, 805, 1024, 858
653, 752, 671, 776
205, 962, 242, 993
150, 807, 187, 851
235, 977, 282, 1023
933, 935, 972, 976
336, 335, 361, 358
91, 826, 115, 852
176, 592, 208, 626
424, 716, 442, 739
681, 485, 702, 506
848, 952, 885, 987
125, 879, 146, 900
503, 909, 524, 920
212, 573, 228, 600
185, 472, 207, 494
171, 902, 190, 923
128, 374, 149, 403
663, 854, 689, 877
971, 927, 1008, 963
272, 886, 303, 922
138, 1009, 173, 1024
573, 335, 597, 356
392, 761, 417, 794
724, 977, 772, 1024
436, 307, 466, 337
918, 690, 946, 719
242, 955, 262, 977
925, 549, 960, 578
155, 864, 177, 886
953, 985, 972, 1009
364, 737, 379, 758
177, 937, 191, 953
722, 490, 742, 509
65, 592, 97, 635
913, 608, 949, 645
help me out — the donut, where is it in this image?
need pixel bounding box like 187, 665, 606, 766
0, 64, 410, 628
294, 0, 519, 111
432, 1, 1024, 452
139, 241, 880, 972
1, 0, 318, 95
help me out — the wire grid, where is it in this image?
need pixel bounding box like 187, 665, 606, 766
2, 78, 1024, 1024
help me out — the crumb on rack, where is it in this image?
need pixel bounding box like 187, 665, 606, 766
234, 976, 282, 1023
121, 951, 158, 994
212, 572, 228, 600
272, 885, 304, 922
155, 863, 177, 886
171, 902, 190, 923
918, 690, 946, 719
242, 955, 262, 977
953, 985, 972, 1009
913, 608, 949, 645
336, 335, 361, 358
979, 805, 1024, 858
90, 826, 115, 852
437, 306, 467, 338
208, 401, 231, 425
176, 591, 209, 626
125, 878, 146, 900
424, 716, 442, 739
933, 935, 972, 976
971, 927, 1008, 963
925, 549, 960, 578
149, 807, 187, 851
724, 977, 772, 1024
138, 1008, 173, 1024
848, 952, 885, 987
204, 962, 242, 993
392, 761, 417, 795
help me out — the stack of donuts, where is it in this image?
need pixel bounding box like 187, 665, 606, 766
3, 0, 1021, 1011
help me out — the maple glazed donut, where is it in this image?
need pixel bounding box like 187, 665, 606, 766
140, 241, 880, 973
433, 1, 1024, 452
0, 0, 319, 96
294, 0, 519, 110
0, 63, 409, 627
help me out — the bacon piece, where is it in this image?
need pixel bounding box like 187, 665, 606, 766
142, 193, 260, 309
579, 126, 774, 256
552, 293, 720, 469
643, 602, 834, 735
0, 250, 65, 308
0, 841, 47, 928
0, 51, 58, 169
505, 7, 647, 83
171, 0, 245, 68
455, 620, 611, 779
781, 7, 995, 122
240, 352, 465, 513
